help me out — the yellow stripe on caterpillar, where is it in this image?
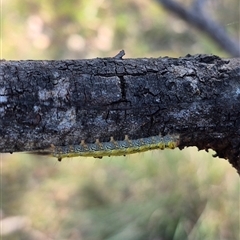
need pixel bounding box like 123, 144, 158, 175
48, 134, 179, 161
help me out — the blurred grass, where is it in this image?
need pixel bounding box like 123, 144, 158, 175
1, 0, 240, 239
1, 149, 239, 240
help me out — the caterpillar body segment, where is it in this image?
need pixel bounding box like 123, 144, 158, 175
50, 134, 179, 161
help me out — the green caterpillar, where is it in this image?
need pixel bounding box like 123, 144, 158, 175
45, 134, 179, 161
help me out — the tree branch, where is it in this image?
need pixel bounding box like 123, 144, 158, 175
157, 0, 240, 57
0, 55, 240, 173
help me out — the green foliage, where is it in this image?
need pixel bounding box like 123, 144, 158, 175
3, 0, 238, 59
1, 149, 239, 240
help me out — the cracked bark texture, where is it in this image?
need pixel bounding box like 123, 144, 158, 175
0, 55, 240, 174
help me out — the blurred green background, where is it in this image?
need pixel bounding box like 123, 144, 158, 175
1, 0, 239, 239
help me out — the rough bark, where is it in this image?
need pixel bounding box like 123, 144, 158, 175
0, 55, 240, 174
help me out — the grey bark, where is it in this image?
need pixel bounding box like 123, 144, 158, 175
0, 55, 240, 174
157, 0, 240, 57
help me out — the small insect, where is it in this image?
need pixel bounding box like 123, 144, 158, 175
39, 134, 179, 161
